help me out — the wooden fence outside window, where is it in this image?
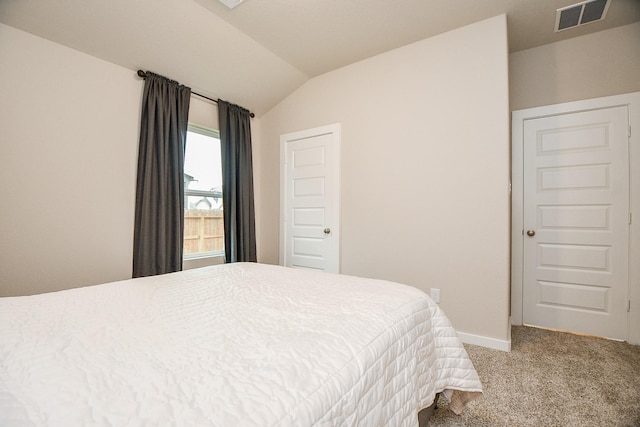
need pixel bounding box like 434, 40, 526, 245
184, 209, 224, 254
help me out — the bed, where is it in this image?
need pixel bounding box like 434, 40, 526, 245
0, 263, 482, 426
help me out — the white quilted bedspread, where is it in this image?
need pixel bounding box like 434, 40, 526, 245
0, 263, 481, 426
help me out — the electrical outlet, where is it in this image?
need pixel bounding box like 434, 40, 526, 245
430, 288, 440, 304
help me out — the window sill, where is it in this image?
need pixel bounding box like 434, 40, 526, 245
183, 254, 225, 270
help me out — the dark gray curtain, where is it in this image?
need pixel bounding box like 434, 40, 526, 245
133, 73, 191, 278
218, 99, 257, 263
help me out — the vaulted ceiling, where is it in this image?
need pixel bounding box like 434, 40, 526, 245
1, 0, 638, 115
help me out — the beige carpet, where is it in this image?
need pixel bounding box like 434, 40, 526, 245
429, 326, 640, 426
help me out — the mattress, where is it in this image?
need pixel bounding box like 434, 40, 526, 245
0, 263, 482, 426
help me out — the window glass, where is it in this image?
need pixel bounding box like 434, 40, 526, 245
183, 127, 224, 258
184, 130, 222, 192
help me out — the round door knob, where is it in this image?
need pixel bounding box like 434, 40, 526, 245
324, 228, 331, 234
526, 230, 536, 237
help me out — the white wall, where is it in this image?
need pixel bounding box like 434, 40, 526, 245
510, 22, 640, 111
0, 24, 142, 297
0, 23, 265, 295
257, 15, 511, 346
188, 97, 220, 131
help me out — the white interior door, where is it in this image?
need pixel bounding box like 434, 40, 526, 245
523, 106, 629, 340
280, 124, 340, 272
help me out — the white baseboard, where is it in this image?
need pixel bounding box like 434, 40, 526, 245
457, 331, 511, 352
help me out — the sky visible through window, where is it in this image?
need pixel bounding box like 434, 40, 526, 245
184, 131, 222, 192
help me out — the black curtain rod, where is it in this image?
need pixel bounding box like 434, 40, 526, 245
136, 70, 255, 118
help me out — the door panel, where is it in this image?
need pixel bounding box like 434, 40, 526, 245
280, 124, 340, 272
523, 106, 629, 340
538, 205, 609, 229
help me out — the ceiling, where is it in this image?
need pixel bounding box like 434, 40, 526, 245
1, 0, 639, 116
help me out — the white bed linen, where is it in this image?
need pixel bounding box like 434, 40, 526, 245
0, 263, 481, 426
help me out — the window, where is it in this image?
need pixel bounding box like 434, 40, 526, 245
183, 124, 224, 259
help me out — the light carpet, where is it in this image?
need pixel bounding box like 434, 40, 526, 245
429, 326, 640, 426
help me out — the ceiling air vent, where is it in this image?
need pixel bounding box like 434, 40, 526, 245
555, 0, 610, 32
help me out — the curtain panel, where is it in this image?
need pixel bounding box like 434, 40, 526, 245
218, 99, 257, 263
132, 73, 191, 278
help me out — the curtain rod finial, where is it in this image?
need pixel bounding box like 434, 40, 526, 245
137, 70, 147, 79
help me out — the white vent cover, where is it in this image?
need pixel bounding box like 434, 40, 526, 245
555, 0, 610, 32
217, 0, 245, 9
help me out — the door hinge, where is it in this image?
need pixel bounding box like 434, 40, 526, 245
630, 212, 633, 225
628, 300, 631, 313
629, 126, 632, 138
